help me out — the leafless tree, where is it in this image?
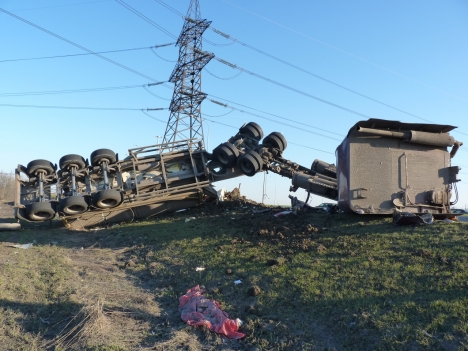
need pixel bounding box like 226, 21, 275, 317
0, 171, 15, 202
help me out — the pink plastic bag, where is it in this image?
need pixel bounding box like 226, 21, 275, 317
179, 285, 245, 339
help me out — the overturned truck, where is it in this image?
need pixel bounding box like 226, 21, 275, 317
14, 118, 462, 229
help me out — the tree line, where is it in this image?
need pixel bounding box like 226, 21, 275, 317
0, 172, 15, 202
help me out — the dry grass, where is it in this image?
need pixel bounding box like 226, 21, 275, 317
47, 299, 110, 350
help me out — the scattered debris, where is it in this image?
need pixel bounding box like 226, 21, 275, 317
7, 243, 33, 249
248, 286, 261, 296
179, 285, 245, 339
195, 267, 205, 272
185, 217, 196, 223
274, 211, 293, 217
224, 187, 241, 201
289, 195, 307, 209
40, 317, 51, 325
252, 208, 272, 214
216, 188, 225, 202
393, 211, 433, 226
234, 280, 242, 285
422, 330, 433, 338
442, 218, 455, 224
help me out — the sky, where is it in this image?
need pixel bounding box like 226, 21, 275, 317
0, 0, 467, 209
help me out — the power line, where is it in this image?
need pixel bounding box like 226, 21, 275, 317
0, 84, 148, 97
113, 0, 376, 121
141, 109, 167, 123
0, 79, 347, 140
143, 86, 171, 101
218, 0, 468, 104
10, 0, 111, 12
213, 56, 468, 138
0, 103, 166, 111
207, 98, 342, 142
151, 0, 436, 124
150, 47, 176, 62
0, 7, 161, 82
208, 28, 439, 124
205, 67, 243, 80
7, 0, 461, 143
0, 44, 174, 63
115, 0, 432, 131
203, 109, 234, 118
114, 0, 177, 40
288, 142, 334, 155
214, 56, 373, 120
151, 0, 183, 17
141, 108, 334, 155
207, 93, 344, 137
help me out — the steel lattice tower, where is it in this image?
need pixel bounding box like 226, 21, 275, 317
162, 0, 214, 147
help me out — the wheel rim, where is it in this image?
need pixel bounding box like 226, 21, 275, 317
34, 211, 53, 220
67, 205, 87, 214
99, 198, 119, 208
240, 160, 254, 174
218, 151, 229, 165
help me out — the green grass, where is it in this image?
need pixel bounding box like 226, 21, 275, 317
1, 204, 468, 350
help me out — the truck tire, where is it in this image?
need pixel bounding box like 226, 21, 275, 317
26, 159, 55, 177
213, 142, 239, 167
263, 132, 287, 152
59, 154, 86, 171
60, 196, 88, 215
27, 202, 55, 221
239, 122, 263, 141
90, 149, 116, 167
237, 150, 263, 177
92, 189, 122, 209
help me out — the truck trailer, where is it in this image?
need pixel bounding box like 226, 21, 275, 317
14, 119, 462, 229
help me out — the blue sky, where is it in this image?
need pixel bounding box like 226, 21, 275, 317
0, 0, 467, 208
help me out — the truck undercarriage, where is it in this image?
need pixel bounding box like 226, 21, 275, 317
14, 119, 462, 230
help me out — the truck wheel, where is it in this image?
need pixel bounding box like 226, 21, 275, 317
60, 196, 88, 215
239, 122, 263, 141
263, 132, 287, 152
90, 149, 116, 167
213, 142, 239, 167
237, 151, 263, 177
59, 154, 86, 171
27, 202, 55, 221
26, 159, 55, 177
92, 189, 122, 209
240, 122, 263, 140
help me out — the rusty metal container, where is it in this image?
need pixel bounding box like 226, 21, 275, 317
336, 119, 461, 214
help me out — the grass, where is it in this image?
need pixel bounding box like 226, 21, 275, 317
0, 202, 467, 350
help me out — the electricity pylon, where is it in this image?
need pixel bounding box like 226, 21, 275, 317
162, 0, 214, 148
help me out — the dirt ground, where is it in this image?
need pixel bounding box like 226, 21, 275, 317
0, 192, 339, 350
2, 192, 468, 350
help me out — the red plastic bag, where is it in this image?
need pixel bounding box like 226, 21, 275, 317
179, 285, 245, 339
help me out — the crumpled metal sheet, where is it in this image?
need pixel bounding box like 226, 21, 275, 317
393, 211, 433, 226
